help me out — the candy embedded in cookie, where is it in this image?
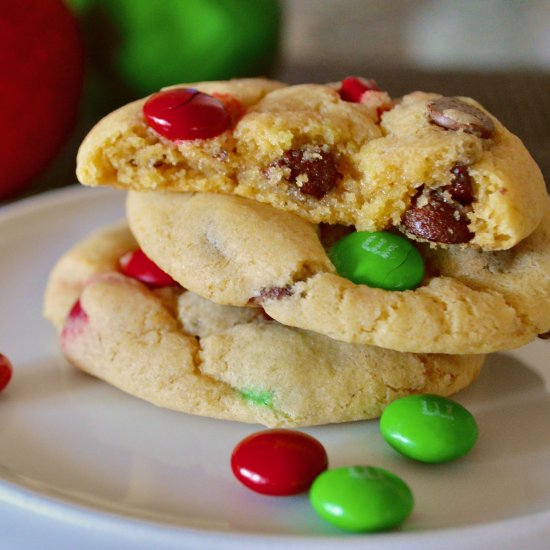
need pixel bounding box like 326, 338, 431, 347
143, 88, 233, 141
329, 231, 424, 290
338, 76, 392, 120
427, 97, 495, 139
338, 76, 380, 100
77, 78, 547, 250
43, 222, 485, 427
126, 191, 550, 354
119, 248, 177, 288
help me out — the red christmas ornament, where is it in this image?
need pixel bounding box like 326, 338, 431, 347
61, 299, 89, 348
0, 0, 84, 199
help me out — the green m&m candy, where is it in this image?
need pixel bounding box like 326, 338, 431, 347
329, 231, 424, 290
309, 466, 414, 532
380, 394, 478, 463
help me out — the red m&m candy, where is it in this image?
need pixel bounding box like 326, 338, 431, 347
0, 354, 13, 392
143, 88, 232, 141
231, 429, 328, 496
339, 76, 380, 103
61, 299, 89, 347
119, 249, 177, 288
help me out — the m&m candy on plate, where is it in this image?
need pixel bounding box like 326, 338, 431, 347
309, 465, 414, 532
231, 429, 328, 496
380, 394, 478, 463
143, 88, 232, 141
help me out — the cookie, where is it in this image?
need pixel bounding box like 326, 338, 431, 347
76, 77, 547, 250
126, 191, 550, 354
43, 222, 484, 427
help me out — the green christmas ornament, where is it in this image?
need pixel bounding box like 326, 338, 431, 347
68, 0, 281, 109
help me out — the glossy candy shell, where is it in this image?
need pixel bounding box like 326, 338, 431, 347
338, 76, 380, 102
231, 429, 328, 496
309, 466, 414, 532
143, 88, 231, 141
329, 231, 424, 290
380, 394, 479, 463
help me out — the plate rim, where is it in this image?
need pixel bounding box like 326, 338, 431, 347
2, 470, 550, 549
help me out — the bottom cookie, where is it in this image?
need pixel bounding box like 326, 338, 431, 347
43, 223, 485, 427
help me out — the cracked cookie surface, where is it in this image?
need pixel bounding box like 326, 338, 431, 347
43, 223, 484, 427
77, 78, 546, 250
126, 191, 550, 354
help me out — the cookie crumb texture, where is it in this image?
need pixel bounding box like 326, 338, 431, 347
127, 192, 550, 355
77, 79, 547, 251
43, 224, 484, 427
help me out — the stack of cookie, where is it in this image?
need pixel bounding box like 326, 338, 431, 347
44, 77, 550, 427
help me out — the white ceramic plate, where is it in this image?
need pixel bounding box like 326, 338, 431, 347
1, 186, 549, 549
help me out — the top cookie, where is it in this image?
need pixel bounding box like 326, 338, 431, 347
77, 77, 547, 250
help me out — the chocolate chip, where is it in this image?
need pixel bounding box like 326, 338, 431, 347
402, 190, 473, 244
448, 164, 474, 205
249, 285, 294, 305
538, 331, 550, 340
277, 146, 342, 199
427, 97, 495, 139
